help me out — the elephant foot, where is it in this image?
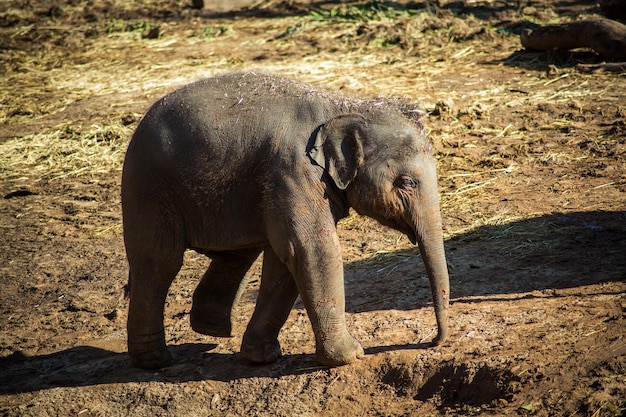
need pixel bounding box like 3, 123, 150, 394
240, 333, 282, 364
316, 333, 364, 367
128, 339, 173, 370
190, 305, 232, 337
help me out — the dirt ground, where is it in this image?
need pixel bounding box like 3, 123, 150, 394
1, 0, 625, 415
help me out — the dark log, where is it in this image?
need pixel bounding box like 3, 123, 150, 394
576, 62, 626, 73
598, 0, 626, 20
520, 19, 626, 60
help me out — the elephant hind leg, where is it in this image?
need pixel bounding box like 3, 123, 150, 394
126, 248, 184, 370
190, 248, 261, 337
124, 200, 186, 369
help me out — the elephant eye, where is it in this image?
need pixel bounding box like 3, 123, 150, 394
396, 175, 417, 190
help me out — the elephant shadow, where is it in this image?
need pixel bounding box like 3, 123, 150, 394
0, 343, 325, 395
1, 210, 623, 394
344, 210, 625, 313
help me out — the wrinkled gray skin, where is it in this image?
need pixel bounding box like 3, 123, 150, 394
122, 72, 450, 370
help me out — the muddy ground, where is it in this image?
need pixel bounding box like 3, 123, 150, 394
1, 0, 625, 415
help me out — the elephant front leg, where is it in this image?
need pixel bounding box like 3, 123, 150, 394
190, 249, 261, 337
268, 220, 364, 366
298, 240, 364, 366
302, 270, 365, 367
241, 247, 299, 363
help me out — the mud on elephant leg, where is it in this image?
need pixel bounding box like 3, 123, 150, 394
190, 249, 261, 337
241, 247, 299, 363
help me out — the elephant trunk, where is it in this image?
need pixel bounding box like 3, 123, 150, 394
413, 201, 450, 345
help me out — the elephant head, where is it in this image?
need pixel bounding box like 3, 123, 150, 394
308, 111, 450, 345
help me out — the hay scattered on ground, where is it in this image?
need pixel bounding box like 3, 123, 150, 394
1, 0, 623, 253
0, 123, 130, 183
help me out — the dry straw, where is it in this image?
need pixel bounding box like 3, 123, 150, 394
0, 123, 130, 183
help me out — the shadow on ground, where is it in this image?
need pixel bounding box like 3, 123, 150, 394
0, 343, 328, 394
1, 210, 624, 394
345, 210, 625, 312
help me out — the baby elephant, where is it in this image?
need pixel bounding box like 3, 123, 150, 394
122, 72, 450, 369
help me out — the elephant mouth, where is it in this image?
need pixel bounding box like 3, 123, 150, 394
396, 219, 418, 245
378, 216, 417, 245
403, 225, 417, 245
406, 229, 417, 245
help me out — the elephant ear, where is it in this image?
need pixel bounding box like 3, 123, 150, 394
308, 114, 366, 190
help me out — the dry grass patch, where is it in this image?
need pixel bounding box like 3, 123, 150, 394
0, 123, 130, 184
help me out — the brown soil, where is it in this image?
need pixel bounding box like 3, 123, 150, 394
1, 0, 625, 416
